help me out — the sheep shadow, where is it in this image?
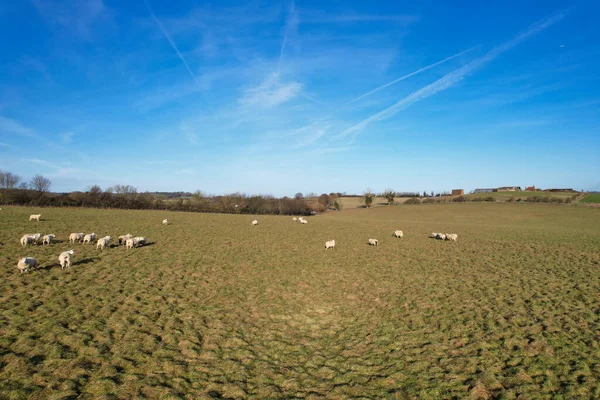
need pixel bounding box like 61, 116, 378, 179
75, 257, 100, 266
142, 242, 156, 247
38, 263, 60, 271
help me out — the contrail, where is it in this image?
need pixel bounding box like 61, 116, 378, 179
337, 11, 566, 140
347, 47, 476, 104
145, 0, 198, 84
278, 0, 297, 74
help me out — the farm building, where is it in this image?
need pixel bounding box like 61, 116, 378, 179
525, 186, 536, 191
498, 186, 522, 192
452, 189, 464, 196
472, 188, 497, 193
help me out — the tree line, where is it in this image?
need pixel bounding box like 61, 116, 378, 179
0, 169, 314, 215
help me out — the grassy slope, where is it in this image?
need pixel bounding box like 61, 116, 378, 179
1, 205, 599, 399
580, 193, 600, 203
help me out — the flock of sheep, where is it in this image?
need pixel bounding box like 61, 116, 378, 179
257, 217, 457, 249
15, 211, 458, 273
15, 214, 154, 274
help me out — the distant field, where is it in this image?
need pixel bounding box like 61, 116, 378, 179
580, 193, 600, 203
1, 204, 600, 398
465, 190, 577, 201
338, 196, 416, 209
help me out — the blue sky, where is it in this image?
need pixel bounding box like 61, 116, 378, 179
0, 0, 598, 195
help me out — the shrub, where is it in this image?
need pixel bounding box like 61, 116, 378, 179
405, 198, 421, 205
507, 196, 515, 203
453, 196, 466, 203
485, 196, 495, 202
423, 198, 437, 204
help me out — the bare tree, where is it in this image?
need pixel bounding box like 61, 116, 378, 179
108, 184, 137, 196
382, 188, 396, 204
0, 169, 21, 189
294, 192, 304, 200
30, 175, 52, 193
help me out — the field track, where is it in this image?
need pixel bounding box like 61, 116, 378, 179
1, 204, 599, 399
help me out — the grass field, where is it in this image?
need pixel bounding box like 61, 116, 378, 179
580, 193, 600, 204
1, 204, 599, 399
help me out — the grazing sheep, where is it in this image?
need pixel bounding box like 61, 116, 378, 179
42, 234, 56, 245
251, 220, 258, 226
292, 217, 298, 222
325, 239, 336, 249
69, 232, 84, 243
59, 250, 74, 269
300, 219, 308, 224
133, 236, 146, 246
20, 235, 35, 247
96, 236, 112, 251
163, 219, 168, 225
17, 257, 38, 273
126, 238, 138, 250
446, 233, 458, 242
83, 233, 96, 244
368, 238, 378, 246
118, 234, 132, 245
21, 233, 41, 247
29, 214, 41, 221
393, 230, 404, 238
438, 233, 446, 241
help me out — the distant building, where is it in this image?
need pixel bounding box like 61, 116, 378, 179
451, 189, 464, 196
525, 186, 536, 191
498, 186, 522, 192
473, 188, 497, 193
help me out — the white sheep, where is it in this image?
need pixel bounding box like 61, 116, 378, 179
69, 232, 84, 243
118, 234, 132, 245
83, 233, 96, 244
59, 250, 74, 269
438, 233, 446, 241
393, 230, 404, 238
21, 233, 41, 246
42, 234, 56, 245
133, 236, 146, 246
29, 214, 41, 222
446, 233, 458, 242
17, 257, 38, 273
300, 219, 308, 224
20, 235, 35, 247
126, 238, 138, 250
251, 220, 258, 226
96, 236, 112, 251
163, 219, 168, 225
325, 239, 336, 249
292, 217, 298, 222
368, 238, 378, 246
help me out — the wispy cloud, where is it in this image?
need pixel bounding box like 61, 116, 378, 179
61, 131, 76, 143
337, 11, 566, 140
0, 142, 10, 147
145, 0, 198, 84
239, 73, 303, 108
348, 47, 475, 104
0, 116, 36, 137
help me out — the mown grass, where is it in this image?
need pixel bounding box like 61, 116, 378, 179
580, 193, 600, 204
1, 204, 599, 399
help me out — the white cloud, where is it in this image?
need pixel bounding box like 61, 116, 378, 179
239, 73, 302, 108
